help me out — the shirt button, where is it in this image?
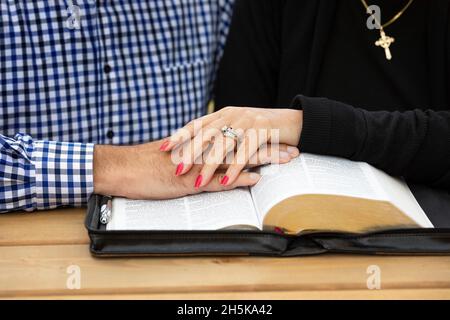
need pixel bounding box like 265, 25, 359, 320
104, 64, 112, 74
106, 130, 114, 139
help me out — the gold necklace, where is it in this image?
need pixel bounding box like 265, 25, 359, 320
360, 0, 415, 60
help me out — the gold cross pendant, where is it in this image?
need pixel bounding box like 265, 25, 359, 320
375, 30, 395, 60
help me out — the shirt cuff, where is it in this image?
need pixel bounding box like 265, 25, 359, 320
291, 95, 364, 159
32, 140, 94, 210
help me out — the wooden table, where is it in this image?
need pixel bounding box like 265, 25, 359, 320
1, 208, 449, 300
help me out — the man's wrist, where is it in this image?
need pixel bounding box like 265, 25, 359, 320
93, 144, 134, 196
93, 142, 164, 197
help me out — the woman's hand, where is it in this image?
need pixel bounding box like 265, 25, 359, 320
160, 107, 303, 188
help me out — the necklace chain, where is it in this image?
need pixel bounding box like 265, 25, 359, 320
360, 0, 415, 30
359, 0, 415, 60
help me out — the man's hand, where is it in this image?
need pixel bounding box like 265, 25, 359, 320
93, 140, 298, 200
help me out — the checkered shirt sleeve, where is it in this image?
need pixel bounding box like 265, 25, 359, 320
0, 134, 94, 213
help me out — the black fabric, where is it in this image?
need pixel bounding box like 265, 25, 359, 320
410, 184, 450, 227
215, 0, 450, 190
316, 0, 431, 109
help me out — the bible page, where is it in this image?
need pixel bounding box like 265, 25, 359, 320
369, 166, 433, 228
107, 188, 260, 231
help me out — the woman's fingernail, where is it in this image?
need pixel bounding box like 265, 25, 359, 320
220, 176, 229, 186
287, 146, 299, 156
160, 141, 169, 151
175, 163, 184, 176
195, 175, 203, 189
249, 173, 261, 182
279, 151, 290, 161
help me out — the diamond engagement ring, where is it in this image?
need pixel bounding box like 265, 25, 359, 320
221, 126, 240, 142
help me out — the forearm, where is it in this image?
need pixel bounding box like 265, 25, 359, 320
292, 95, 450, 189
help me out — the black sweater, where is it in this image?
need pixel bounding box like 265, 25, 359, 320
215, 0, 450, 190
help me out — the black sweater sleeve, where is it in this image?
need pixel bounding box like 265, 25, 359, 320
292, 95, 450, 190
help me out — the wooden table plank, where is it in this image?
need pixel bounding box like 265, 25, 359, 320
1, 209, 450, 299
0, 209, 88, 246
8, 289, 450, 300
1, 244, 449, 298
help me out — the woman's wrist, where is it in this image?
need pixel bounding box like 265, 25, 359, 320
276, 108, 303, 146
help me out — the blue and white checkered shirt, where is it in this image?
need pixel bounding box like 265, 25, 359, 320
0, 0, 234, 213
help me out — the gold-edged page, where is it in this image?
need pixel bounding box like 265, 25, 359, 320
250, 154, 389, 224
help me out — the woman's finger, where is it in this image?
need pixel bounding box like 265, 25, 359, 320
175, 118, 227, 176
161, 112, 219, 152
194, 132, 238, 188
222, 126, 270, 186
196, 117, 253, 188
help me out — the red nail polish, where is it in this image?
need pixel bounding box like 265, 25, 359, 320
160, 141, 169, 151
220, 176, 229, 186
195, 175, 203, 189
175, 163, 184, 176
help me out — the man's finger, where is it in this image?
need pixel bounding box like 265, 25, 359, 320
247, 143, 298, 167
217, 144, 300, 169
200, 172, 261, 192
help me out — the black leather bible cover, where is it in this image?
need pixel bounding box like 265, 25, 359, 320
85, 184, 450, 257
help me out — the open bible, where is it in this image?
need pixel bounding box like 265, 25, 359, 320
107, 154, 433, 234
